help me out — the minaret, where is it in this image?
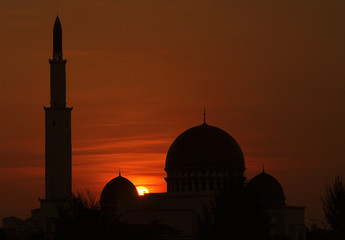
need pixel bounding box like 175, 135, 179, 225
40, 16, 72, 234
44, 15, 72, 201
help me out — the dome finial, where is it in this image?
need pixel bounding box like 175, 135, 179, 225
119, 168, 121, 176
203, 107, 206, 124
262, 164, 265, 173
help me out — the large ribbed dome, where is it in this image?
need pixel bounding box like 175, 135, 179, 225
100, 175, 138, 207
246, 171, 286, 206
165, 123, 245, 170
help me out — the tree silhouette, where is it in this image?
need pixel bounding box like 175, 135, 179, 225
305, 224, 329, 240
321, 175, 345, 239
55, 191, 141, 240
198, 179, 272, 240
55, 191, 177, 240
0, 229, 5, 240
56, 191, 109, 240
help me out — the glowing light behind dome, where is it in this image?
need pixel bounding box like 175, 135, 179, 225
136, 186, 150, 196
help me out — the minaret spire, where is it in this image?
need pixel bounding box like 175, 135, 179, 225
53, 16, 62, 60
49, 16, 67, 108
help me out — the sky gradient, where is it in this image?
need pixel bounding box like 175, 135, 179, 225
1, 0, 345, 227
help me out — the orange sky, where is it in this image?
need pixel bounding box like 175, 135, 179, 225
1, 0, 345, 227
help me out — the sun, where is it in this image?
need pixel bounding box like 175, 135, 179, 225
136, 186, 150, 196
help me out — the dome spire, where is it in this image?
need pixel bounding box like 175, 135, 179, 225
203, 107, 206, 124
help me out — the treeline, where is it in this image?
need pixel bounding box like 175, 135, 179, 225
1, 175, 344, 240
55, 191, 177, 240
307, 175, 345, 240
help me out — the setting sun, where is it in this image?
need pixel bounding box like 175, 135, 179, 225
136, 186, 150, 196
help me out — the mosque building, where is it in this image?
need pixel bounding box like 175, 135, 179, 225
2, 16, 305, 240
100, 122, 305, 240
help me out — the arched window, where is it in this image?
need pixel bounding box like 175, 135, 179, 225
195, 181, 199, 191
210, 181, 214, 191
216, 181, 220, 190
202, 181, 206, 191
188, 181, 192, 191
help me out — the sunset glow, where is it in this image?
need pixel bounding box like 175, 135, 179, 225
1, 0, 345, 227
136, 186, 150, 196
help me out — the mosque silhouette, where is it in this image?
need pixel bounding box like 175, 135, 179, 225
99, 121, 304, 239
2, 16, 306, 240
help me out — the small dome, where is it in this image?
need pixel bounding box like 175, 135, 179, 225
100, 175, 138, 207
165, 123, 245, 170
246, 171, 286, 206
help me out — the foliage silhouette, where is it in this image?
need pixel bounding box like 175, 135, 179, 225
198, 179, 272, 240
0, 229, 5, 240
55, 191, 177, 240
321, 175, 345, 239
305, 224, 329, 240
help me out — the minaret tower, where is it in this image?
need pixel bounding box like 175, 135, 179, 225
40, 17, 72, 234
44, 16, 72, 201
